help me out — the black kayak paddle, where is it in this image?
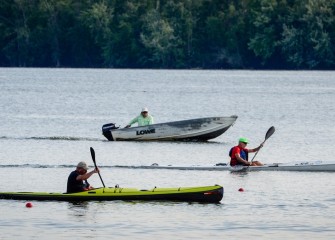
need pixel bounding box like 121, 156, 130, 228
251, 126, 275, 162
90, 147, 106, 188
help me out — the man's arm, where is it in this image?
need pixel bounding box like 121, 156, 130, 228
248, 144, 264, 153
126, 116, 139, 127
76, 169, 99, 181
234, 153, 251, 166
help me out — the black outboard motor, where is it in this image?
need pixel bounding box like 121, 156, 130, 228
102, 123, 119, 141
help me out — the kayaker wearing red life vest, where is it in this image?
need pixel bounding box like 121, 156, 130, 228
230, 138, 264, 166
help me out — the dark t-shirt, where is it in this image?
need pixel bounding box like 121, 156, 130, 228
67, 170, 89, 193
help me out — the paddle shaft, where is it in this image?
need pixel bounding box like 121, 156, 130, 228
250, 140, 265, 162
90, 147, 106, 188
251, 126, 275, 162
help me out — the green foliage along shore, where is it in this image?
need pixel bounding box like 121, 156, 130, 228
1, 0, 334, 69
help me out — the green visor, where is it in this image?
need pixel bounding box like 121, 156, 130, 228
239, 137, 248, 143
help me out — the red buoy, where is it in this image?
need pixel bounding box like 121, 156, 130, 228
26, 202, 33, 208
238, 188, 244, 192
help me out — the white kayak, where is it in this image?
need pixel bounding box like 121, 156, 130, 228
102, 116, 237, 141
114, 161, 335, 172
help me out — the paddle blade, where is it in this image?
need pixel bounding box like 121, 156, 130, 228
265, 126, 275, 141
89, 147, 106, 188
90, 147, 96, 164
251, 126, 275, 162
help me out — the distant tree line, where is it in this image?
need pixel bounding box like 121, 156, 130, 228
0, 0, 334, 69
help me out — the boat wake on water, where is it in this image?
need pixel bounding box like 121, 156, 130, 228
0, 164, 78, 168
0, 136, 103, 142
0, 164, 132, 169
3, 161, 335, 172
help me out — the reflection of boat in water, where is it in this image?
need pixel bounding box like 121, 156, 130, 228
114, 161, 335, 172
102, 116, 237, 141
0, 185, 224, 203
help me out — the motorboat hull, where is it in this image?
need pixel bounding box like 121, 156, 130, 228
102, 116, 237, 141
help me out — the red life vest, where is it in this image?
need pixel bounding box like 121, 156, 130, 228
229, 146, 248, 166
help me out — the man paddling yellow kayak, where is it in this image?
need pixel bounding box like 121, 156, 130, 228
67, 161, 100, 193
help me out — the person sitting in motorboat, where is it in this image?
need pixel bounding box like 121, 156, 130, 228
125, 107, 154, 128
229, 137, 264, 166
67, 161, 99, 193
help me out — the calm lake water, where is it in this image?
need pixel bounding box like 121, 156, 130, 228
0, 68, 335, 239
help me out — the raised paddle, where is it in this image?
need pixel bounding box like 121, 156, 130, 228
251, 126, 275, 162
90, 147, 106, 188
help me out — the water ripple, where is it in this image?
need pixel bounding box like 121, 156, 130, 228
0, 136, 103, 142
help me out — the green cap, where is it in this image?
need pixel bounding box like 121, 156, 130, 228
239, 137, 248, 143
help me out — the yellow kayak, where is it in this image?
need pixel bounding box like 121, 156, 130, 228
0, 185, 223, 203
